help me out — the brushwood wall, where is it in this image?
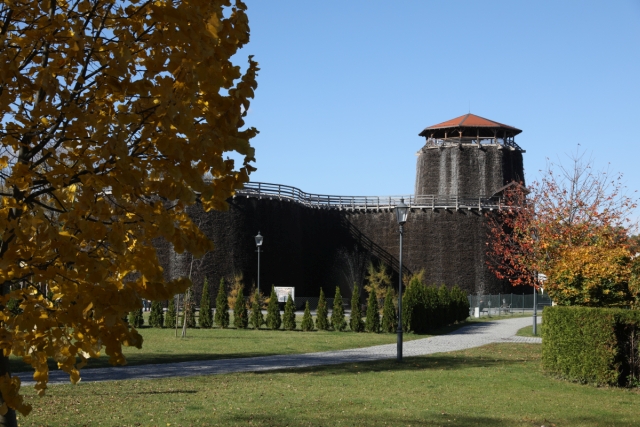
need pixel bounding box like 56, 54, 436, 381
415, 145, 525, 196
155, 144, 525, 302
155, 197, 514, 301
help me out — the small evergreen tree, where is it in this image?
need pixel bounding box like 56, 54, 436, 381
301, 301, 314, 331
215, 278, 230, 328
227, 273, 244, 309
402, 275, 427, 333
234, 290, 249, 329
283, 293, 296, 330
365, 288, 380, 333
451, 285, 470, 322
381, 287, 397, 333
423, 285, 438, 330
199, 278, 213, 328
331, 287, 347, 331
149, 301, 164, 328
165, 298, 177, 328
250, 290, 264, 329
438, 284, 452, 326
315, 288, 329, 330
365, 262, 391, 302
265, 286, 281, 330
128, 308, 144, 328
350, 285, 364, 332
186, 297, 197, 328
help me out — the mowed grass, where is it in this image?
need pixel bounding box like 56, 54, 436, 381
18, 343, 640, 427
10, 314, 438, 373
516, 323, 545, 337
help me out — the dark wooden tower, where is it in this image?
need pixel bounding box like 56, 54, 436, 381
415, 114, 525, 197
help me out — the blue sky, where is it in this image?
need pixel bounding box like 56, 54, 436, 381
238, 1, 639, 216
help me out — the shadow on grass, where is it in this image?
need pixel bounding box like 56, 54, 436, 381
225, 413, 558, 427
81, 389, 200, 396
9, 352, 287, 374
256, 352, 523, 377
226, 411, 635, 427
131, 389, 199, 395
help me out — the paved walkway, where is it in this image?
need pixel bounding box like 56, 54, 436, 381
19, 316, 541, 386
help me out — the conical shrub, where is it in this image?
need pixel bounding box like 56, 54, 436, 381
265, 286, 281, 330
185, 293, 197, 328
199, 278, 213, 328
438, 284, 452, 326
402, 275, 425, 333
381, 287, 397, 333
215, 278, 230, 328
331, 287, 347, 331
365, 288, 380, 333
283, 293, 296, 330
128, 308, 144, 328
165, 298, 177, 328
149, 301, 164, 328
234, 290, 248, 329
350, 285, 364, 332
250, 290, 264, 329
315, 288, 329, 330
301, 301, 314, 331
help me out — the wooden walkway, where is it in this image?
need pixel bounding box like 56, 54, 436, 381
234, 182, 506, 211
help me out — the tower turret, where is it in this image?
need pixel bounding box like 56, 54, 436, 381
415, 114, 525, 197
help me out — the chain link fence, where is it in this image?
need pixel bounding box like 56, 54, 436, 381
467, 293, 552, 316
280, 293, 552, 315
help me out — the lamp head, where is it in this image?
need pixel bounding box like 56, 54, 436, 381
395, 198, 409, 225
255, 232, 263, 247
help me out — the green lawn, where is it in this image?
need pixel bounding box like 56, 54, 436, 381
516, 323, 545, 337
17, 343, 640, 426
10, 315, 537, 374
10, 320, 450, 374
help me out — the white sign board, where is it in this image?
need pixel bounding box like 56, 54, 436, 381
274, 287, 295, 303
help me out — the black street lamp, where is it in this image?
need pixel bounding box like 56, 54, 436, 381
531, 228, 539, 336
255, 232, 263, 295
533, 272, 538, 336
395, 198, 409, 362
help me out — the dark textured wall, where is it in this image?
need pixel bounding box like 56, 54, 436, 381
156, 143, 526, 303
414, 145, 525, 196
155, 198, 514, 302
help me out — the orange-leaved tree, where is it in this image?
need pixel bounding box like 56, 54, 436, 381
486, 149, 638, 307
0, 0, 258, 422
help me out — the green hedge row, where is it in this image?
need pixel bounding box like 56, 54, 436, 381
542, 306, 640, 387
402, 279, 470, 334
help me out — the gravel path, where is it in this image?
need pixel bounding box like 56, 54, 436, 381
18, 316, 541, 386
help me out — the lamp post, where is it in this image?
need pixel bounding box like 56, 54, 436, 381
531, 228, 539, 336
395, 198, 409, 362
255, 232, 263, 295
533, 271, 538, 336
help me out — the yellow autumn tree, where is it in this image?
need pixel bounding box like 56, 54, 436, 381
0, 0, 258, 421
545, 240, 633, 307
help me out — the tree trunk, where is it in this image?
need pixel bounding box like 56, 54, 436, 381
0, 284, 17, 427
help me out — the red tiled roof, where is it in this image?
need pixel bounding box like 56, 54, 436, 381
419, 114, 522, 138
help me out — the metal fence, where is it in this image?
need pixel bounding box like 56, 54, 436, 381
230, 181, 506, 211
467, 293, 553, 315
294, 294, 553, 314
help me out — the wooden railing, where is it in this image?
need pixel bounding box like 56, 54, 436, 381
234, 182, 504, 211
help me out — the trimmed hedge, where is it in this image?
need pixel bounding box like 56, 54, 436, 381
402, 278, 470, 334
543, 306, 640, 387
